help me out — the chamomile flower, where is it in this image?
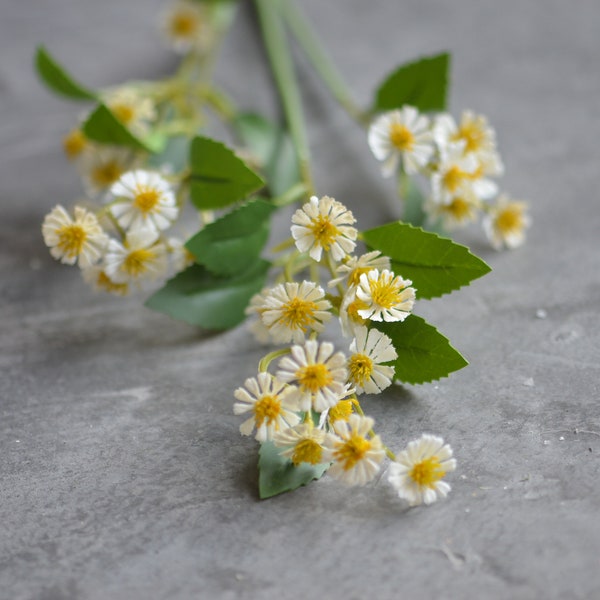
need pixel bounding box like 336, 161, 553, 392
324, 414, 385, 486
245, 288, 272, 345
368, 106, 434, 177
104, 228, 168, 285
434, 111, 498, 159
483, 195, 531, 250
329, 250, 391, 289
233, 373, 300, 442
79, 146, 135, 196
82, 265, 129, 296
273, 423, 328, 466
339, 286, 369, 337
166, 236, 195, 273
62, 128, 88, 161
430, 145, 480, 206
356, 269, 416, 323
291, 195, 357, 262
424, 188, 481, 230
327, 399, 354, 423
109, 170, 178, 233
347, 326, 397, 395
276, 340, 348, 412
161, 0, 212, 54
261, 281, 332, 344
104, 88, 156, 136
388, 434, 456, 506
42, 205, 108, 268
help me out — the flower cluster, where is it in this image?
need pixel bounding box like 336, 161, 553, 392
369, 106, 531, 250
236, 195, 456, 506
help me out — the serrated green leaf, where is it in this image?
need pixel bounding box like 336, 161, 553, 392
82, 104, 165, 153
189, 136, 265, 210
258, 441, 329, 499
185, 199, 276, 276
363, 221, 491, 299
144, 259, 270, 329
374, 315, 468, 385
234, 112, 300, 197
34, 46, 97, 101
374, 52, 450, 112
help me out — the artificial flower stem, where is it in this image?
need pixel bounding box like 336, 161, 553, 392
272, 183, 308, 207
271, 236, 296, 254
254, 0, 315, 197
258, 348, 291, 372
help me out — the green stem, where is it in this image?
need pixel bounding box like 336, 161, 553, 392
259, 348, 291, 372
254, 0, 315, 197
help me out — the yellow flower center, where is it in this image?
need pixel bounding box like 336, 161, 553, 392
57, 224, 87, 258
111, 103, 135, 125
328, 399, 353, 423
279, 297, 319, 332
346, 298, 368, 326
409, 456, 445, 488
444, 197, 472, 220
389, 123, 415, 152
496, 206, 523, 234
91, 160, 124, 188
96, 271, 129, 296
334, 434, 371, 470
63, 129, 87, 159
369, 276, 403, 309
348, 353, 374, 387
442, 166, 467, 194
309, 215, 340, 251
455, 120, 486, 154
253, 394, 281, 428
292, 439, 323, 466
348, 266, 371, 288
297, 363, 333, 394
171, 12, 200, 37
133, 187, 161, 213
123, 248, 154, 277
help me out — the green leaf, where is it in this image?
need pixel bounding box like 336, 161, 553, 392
374, 52, 450, 112
374, 315, 468, 385
189, 136, 265, 210
82, 104, 165, 153
186, 199, 276, 276
34, 46, 97, 101
234, 112, 300, 197
144, 259, 270, 330
258, 441, 329, 499
363, 221, 491, 299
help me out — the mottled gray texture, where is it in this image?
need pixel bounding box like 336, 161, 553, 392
2, 1, 600, 599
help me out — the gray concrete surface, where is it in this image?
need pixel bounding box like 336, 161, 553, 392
2, 1, 600, 598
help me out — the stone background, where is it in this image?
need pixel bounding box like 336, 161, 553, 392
2, 1, 599, 598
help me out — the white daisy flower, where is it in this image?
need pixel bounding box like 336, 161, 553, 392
291, 195, 357, 262
273, 423, 328, 466
434, 110, 498, 158
483, 195, 531, 250
261, 281, 332, 344
339, 286, 370, 337
104, 88, 156, 136
109, 170, 178, 233
347, 326, 397, 395
233, 373, 300, 442
430, 144, 480, 206
166, 236, 195, 273
323, 414, 385, 486
368, 106, 434, 177
62, 127, 88, 161
327, 399, 354, 424
103, 228, 168, 285
329, 250, 391, 289
276, 340, 348, 412
424, 187, 481, 230
388, 434, 457, 506
244, 288, 272, 345
82, 265, 129, 296
356, 269, 416, 323
79, 146, 136, 196
42, 205, 109, 268
160, 0, 212, 54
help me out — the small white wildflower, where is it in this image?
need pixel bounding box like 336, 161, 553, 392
273, 423, 328, 466
42, 205, 108, 268
339, 286, 369, 337
329, 250, 391, 289
424, 188, 481, 230
82, 265, 129, 296
79, 146, 135, 196
166, 236, 195, 273
62, 127, 88, 161
261, 281, 332, 344
291, 195, 357, 262
276, 340, 348, 412
434, 110, 498, 159
347, 326, 397, 395
368, 106, 434, 177
323, 414, 385, 486
388, 434, 456, 506
109, 170, 178, 233
233, 373, 300, 442
430, 145, 480, 206
356, 269, 416, 323
483, 195, 531, 250
160, 0, 212, 54
104, 88, 156, 135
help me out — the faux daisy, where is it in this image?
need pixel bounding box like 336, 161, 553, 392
104, 88, 156, 135
261, 281, 332, 344
291, 195, 357, 262
245, 288, 272, 345
42, 205, 108, 268
483, 195, 531, 250
109, 170, 178, 233
424, 188, 481, 230
166, 236, 196, 273
62, 128, 88, 161
324, 414, 385, 486
430, 145, 480, 206
329, 250, 391, 289
276, 340, 348, 412
368, 106, 434, 177
82, 265, 129, 296
339, 287, 369, 337
79, 146, 134, 196
347, 326, 397, 395
160, 0, 212, 54
327, 399, 354, 424
103, 228, 168, 285
388, 434, 456, 506
273, 423, 328, 466
233, 373, 300, 442
434, 110, 498, 159
356, 268, 416, 323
